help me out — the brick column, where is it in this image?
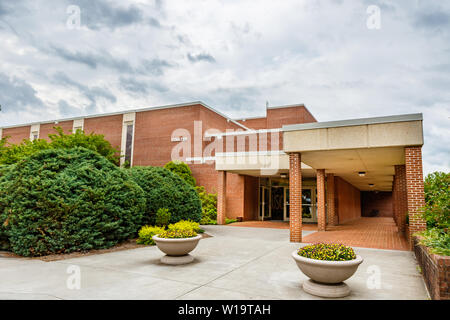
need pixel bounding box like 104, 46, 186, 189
289, 153, 302, 242
392, 176, 397, 226
405, 147, 426, 246
326, 173, 337, 226
217, 170, 227, 225
394, 165, 408, 233
317, 169, 326, 231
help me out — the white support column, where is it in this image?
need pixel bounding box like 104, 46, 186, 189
30, 124, 40, 141
120, 112, 136, 167
73, 119, 84, 132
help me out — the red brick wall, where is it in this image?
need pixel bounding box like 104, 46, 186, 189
361, 191, 393, 217
316, 169, 326, 231
405, 146, 426, 245
244, 175, 259, 221
335, 176, 361, 223
414, 237, 450, 300
39, 121, 73, 140
267, 106, 316, 128
236, 105, 317, 130
84, 115, 123, 150
326, 173, 337, 226
289, 153, 302, 242
394, 165, 408, 233
2, 126, 30, 145
225, 173, 245, 219
217, 170, 226, 225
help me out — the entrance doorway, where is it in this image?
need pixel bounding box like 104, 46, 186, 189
258, 179, 317, 222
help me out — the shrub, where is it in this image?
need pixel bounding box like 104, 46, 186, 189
168, 220, 201, 233
200, 216, 217, 225
0, 138, 50, 165
196, 186, 217, 225
0, 147, 146, 257
423, 172, 449, 230
127, 166, 202, 225
158, 229, 197, 239
164, 160, 196, 187
418, 229, 450, 256
49, 127, 120, 165
0, 164, 14, 250
298, 243, 357, 261
225, 218, 238, 225
136, 226, 165, 245
0, 127, 120, 166
155, 208, 171, 227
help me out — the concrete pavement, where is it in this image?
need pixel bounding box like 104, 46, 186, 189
0, 226, 429, 300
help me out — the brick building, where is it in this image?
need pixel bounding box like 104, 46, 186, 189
0, 101, 426, 247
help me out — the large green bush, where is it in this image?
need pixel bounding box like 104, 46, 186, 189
0, 127, 120, 165
127, 166, 202, 225
0, 147, 146, 257
0, 164, 14, 250
196, 186, 217, 225
164, 160, 196, 187
423, 171, 449, 230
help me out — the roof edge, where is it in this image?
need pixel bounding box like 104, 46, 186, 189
282, 113, 423, 132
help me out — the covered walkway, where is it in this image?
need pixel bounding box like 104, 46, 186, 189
228, 217, 409, 251
302, 217, 409, 251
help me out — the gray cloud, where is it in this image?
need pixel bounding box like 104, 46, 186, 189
58, 99, 79, 117
69, 0, 160, 30
414, 11, 450, 30
119, 77, 149, 95
187, 53, 216, 63
49, 46, 173, 76
0, 73, 43, 113
53, 72, 116, 114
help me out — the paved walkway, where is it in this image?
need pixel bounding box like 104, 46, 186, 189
230, 220, 317, 231
231, 218, 409, 251
0, 226, 427, 300
303, 218, 409, 251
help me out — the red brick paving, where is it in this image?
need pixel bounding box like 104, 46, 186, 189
229, 220, 317, 231
303, 217, 409, 251
229, 217, 409, 251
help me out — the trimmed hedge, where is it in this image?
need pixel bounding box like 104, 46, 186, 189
127, 166, 202, 225
0, 147, 146, 257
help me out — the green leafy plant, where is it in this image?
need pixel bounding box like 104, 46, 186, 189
298, 243, 357, 261
164, 160, 196, 187
136, 226, 165, 245
225, 218, 238, 225
196, 186, 217, 225
0, 147, 146, 257
126, 166, 202, 225
417, 229, 450, 256
155, 208, 171, 227
0, 127, 120, 166
423, 172, 449, 230
158, 229, 197, 239
168, 220, 201, 233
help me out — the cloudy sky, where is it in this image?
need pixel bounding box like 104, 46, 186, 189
0, 0, 448, 174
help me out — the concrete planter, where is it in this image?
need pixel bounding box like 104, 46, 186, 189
153, 234, 202, 265
292, 250, 363, 297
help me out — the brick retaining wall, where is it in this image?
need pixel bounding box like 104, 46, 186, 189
414, 236, 450, 300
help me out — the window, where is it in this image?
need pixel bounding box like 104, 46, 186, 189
31, 131, 39, 141
124, 123, 134, 165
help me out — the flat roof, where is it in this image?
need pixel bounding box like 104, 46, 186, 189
282, 113, 423, 132
0, 101, 250, 131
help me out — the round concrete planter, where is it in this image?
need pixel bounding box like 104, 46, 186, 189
153, 234, 202, 265
292, 250, 363, 297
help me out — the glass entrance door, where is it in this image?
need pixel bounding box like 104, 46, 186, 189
284, 187, 290, 221
259, 186, 271, 220
302, 187, 317, 223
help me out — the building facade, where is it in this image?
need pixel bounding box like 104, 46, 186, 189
0, 101, 426, 247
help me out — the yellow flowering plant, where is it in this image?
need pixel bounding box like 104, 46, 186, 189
298, 243, 357, 261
